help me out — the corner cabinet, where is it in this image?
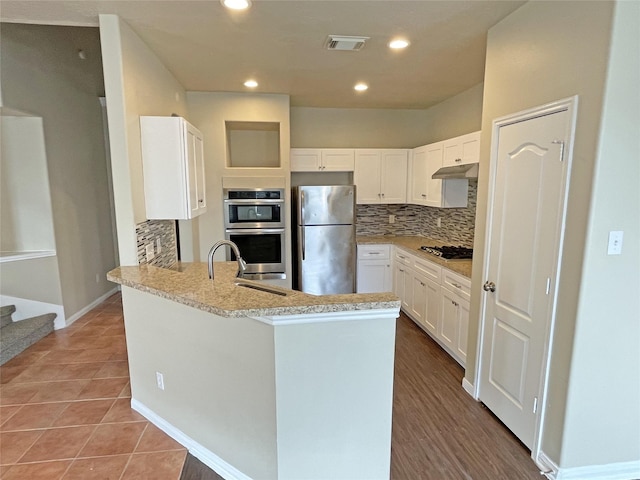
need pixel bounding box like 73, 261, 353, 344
290, 148, 355, 172
354, 149, 408, 204
408, 130, 480, 208
140, 116, 206, 220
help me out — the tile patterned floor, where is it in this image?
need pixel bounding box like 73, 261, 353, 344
0, 293, 187, 479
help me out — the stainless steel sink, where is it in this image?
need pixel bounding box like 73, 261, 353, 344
234, 280, 292, 297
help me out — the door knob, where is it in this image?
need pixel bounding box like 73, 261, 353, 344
483, 281, 496, 292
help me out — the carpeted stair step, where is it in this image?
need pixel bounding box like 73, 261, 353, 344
0, 313, 56, 365
1, 305, 16, 328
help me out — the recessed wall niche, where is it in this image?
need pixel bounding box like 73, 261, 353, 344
225, 121, 280, 168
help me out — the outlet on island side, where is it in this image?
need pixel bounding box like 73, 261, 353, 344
437, 217, 442, 228
389, 214, 395, 224
156, 238, 162, 254
156, 371, 165, 390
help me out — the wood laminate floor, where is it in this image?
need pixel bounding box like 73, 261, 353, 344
181, 312, 542, 479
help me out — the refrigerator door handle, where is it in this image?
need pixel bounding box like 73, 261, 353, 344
301, 227, 306, 261
299, 190, 305, 226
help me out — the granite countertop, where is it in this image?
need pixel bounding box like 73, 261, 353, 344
357, 235, 473, 278
108, 262, 399, 318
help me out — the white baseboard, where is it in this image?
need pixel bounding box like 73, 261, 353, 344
130, 398, 253, 480
64, 287, 119, 328
538, 451, 640, 480
0, 294, 65, 330
461, 378, 477, 399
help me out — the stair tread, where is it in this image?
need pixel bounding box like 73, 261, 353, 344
0, 313, 56, 365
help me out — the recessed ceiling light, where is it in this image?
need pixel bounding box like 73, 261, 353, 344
354, 83, 368, 92
221, 0, 251, 10
389, 39, 410, 49
244, 80, 258, 88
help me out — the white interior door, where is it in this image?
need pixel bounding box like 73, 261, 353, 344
479, 105, 573, 450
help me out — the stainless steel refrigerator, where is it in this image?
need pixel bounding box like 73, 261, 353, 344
293, 185, 356, 295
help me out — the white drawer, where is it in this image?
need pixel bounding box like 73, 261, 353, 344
394, 249, 412, 266
358, 244, 391, 260
414, 257, 441, 283
442, 269, 471, 301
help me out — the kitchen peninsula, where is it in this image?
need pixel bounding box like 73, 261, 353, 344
108, 262, 400, 480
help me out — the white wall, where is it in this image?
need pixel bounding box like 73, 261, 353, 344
99, 15, 188, 265
290, 83, 482, 149
0, 24, 117, 319
0, 116, 56, 251
559, 1, 640, 468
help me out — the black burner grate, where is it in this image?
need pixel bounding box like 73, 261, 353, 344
420, 245, 473, 260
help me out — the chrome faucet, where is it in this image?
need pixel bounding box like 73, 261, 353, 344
207, 240, 248, 280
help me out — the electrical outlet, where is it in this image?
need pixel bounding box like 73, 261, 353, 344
437, 217, 442, 228
607, 230, 623, 255
146, 243, 155, 261
156, 371, 165, 390
156, 238, 162, 254
389, 214, 395, 224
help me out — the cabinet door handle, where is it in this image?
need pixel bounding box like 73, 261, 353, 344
399, 268, 405, 272
421, 194, 427, 198
452, 283, 461, 289
420, 282, 425, 287
455, 158, 462, 163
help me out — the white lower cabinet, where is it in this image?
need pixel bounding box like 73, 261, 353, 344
392, 247, 471, 366
356, 245, 392, 293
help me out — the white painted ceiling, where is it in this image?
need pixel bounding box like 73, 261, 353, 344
0, 1, 526, 109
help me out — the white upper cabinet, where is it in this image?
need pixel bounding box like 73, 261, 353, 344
290, 148, 354, 172
140, 116, 207, 220
354, 149, 408, 204
409, 142, 468, 208
443, 131, 480, 167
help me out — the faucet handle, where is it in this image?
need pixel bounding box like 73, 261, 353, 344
237, 257, 248, 278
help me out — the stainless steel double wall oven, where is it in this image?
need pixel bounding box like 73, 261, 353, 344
223, 188, 286, 279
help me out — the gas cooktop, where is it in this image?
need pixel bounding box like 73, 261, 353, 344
420, 245, 473, 261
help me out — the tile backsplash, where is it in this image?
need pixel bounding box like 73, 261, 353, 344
356, 180, 477, 247
136, 220, 178, 267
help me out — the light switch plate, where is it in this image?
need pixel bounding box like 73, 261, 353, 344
607, 230, 623, 255
146, 243, 155, 261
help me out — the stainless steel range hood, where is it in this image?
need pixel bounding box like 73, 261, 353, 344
432, 163, 479, 180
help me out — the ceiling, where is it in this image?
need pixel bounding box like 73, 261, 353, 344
0, 1, 526, 109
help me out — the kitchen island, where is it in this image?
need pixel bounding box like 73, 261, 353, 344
108, 262, 400, 480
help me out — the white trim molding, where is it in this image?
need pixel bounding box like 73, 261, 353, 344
64, 287, 119, 327
539, 451, 640, 480
461, 378, 477, 399
252, 307, 400, 326
131, 399, 253, 480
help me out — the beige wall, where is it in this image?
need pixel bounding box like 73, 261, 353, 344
1, 24, 116, 318
185, 92, 291, 285
466, 0, 619, 468
559, 1, 639, 468
291, 83, 482, 149
99, 15, 188, 265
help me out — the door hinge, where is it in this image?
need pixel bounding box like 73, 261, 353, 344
552, 139, 565, 162
533, 396, 538, 414
545, 277, 551, 295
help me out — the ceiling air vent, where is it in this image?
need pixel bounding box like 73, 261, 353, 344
326, 35, 370, 51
